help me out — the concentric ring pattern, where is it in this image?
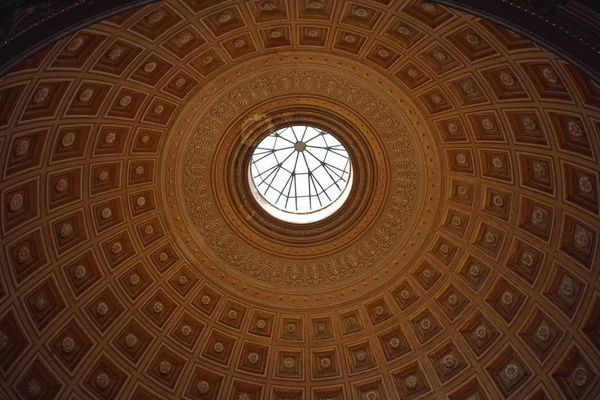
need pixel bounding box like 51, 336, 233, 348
0, 0, 600, 399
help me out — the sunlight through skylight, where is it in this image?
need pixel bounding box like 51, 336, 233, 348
249, 125, 352, 224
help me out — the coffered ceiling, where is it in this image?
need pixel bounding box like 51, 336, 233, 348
0, 0, 599, 399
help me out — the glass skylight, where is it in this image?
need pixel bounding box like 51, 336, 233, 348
249, 125, 352, 224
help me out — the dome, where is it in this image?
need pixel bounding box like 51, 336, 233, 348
0, 0, 599, 399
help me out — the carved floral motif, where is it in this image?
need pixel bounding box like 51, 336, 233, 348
181, 64, 420, 286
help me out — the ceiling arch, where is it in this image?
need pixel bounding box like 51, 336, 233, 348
0, 0, 599, 399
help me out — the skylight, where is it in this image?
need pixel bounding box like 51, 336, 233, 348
249, 125, 352, 224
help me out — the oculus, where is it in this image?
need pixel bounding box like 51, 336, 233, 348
249, 125, 352, 223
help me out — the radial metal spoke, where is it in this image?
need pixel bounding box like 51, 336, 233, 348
300, 126, 308, 142
290, 126, 300, 142
275, 134, 297, 146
